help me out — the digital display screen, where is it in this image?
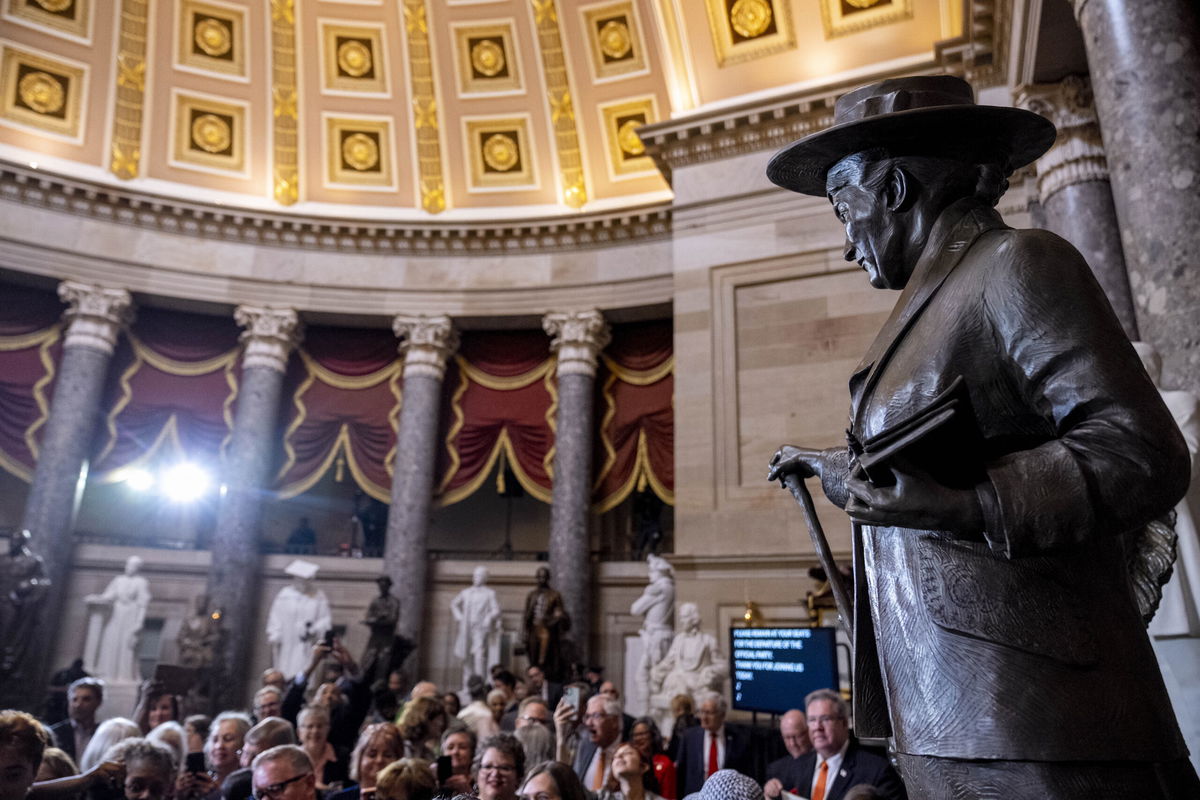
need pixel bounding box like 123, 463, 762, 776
730, 626, 839, 714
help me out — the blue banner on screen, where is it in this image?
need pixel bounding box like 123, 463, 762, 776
730, 627, 838, 714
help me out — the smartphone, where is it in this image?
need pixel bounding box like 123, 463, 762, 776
436, 755, 452, 784
185, 752, 207, 774
563, 685, 582, 715
323, 629, 335, 647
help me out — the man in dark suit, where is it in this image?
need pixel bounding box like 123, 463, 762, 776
554, 693, 623, 792
763, 709, 812, 799
675, 690, 752, 796
788, 691, 904, 800
525, 664, 563, 710
48, 677, 103, 762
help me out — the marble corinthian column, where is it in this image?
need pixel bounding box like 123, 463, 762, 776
383, 315, 459, 665
543, 310, 611, 663
1020, 76, 1139, 339
208, 306, 301, 709
1072, 0, 1200, 390
19, 281, 133, 699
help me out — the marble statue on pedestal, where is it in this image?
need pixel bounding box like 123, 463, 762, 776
631, 554, 675, 715
0, 529, 49, 678
451, 566, 502, 687
361, 575, 401, 680
523, 566, 570, 681
83, 555, 151, 682
1137, 343, 1200, 636
266, 559, 331, 677
649, 601, 728, 739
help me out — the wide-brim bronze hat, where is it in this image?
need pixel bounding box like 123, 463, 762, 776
767, 75, 1056, 196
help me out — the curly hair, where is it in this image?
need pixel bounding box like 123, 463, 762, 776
105, 738, 176, 781
0, 710, 49, 771
472, 733, 525, 782
398, 696, 446, 743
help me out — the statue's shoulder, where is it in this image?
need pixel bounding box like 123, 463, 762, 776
977, 224, 1091, 286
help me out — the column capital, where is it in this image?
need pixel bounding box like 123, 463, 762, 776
234, 306, 302, 373
543, 310, 611, 377
393, 314, 459, 380
57, 281, 134, 355
1018, 75, 1108, 204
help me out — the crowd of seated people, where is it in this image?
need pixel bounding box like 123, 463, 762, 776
5, 645, 906, 800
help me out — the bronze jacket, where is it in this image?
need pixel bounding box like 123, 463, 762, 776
825, 197, 1189, 761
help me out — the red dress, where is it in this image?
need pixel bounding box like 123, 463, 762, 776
652, 753, 677, 800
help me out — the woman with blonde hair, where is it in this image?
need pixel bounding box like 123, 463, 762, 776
328, 723, 404, 800
397, 698, 446, 761
374, 758, 435, 800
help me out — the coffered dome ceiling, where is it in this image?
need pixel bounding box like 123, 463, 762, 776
0, 0, 963, 220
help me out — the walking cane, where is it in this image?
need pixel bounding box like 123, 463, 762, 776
782, 473, 854, 639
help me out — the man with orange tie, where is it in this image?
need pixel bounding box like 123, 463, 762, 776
567, 694, 623, 790
675, 691, 752, 796
793, 690, 905, 800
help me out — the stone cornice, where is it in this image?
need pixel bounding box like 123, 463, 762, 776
638, 0, 1007, 179
0, 160, 671, 255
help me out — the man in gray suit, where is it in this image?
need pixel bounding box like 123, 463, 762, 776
554, 693, 622, 792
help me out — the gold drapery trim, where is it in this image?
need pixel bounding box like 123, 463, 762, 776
94, 350, 143, 466
275, 367, 317, 483
541, 360, 558, 481
437, 365, 470, 494
437, 426, 553, 507
384, 371, 403, 478
24, 326, 61, 461
455, 354, 553, 390
0, 323, 59, 351
600, 353, 673, 385
128, 332, 239, 376
592, 428, 674, 513
92, 414, 186, 483
273, 422, 392, 502
592, 370, 621, 492
296, 348, 402, 390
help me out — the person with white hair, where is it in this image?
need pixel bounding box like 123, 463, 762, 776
675, 692, 751, 797
79, 718, 141, 773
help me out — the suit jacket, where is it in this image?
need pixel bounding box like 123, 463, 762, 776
790, 743, 904, 800
823, 198, 1189, 761
48, 719, 77, 761
674, 725, 752, 797
765, 754, 807, 796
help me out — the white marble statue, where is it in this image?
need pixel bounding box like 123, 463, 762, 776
83, 555, 151, 682
631, 555, 675, 715
1136, 343, 1200, 636
648, 601, 729, 739
266, 559, 332, 677
451, 566, 502, 687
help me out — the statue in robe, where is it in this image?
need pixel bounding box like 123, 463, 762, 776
451, 566, 502, 686
84, 555, 151, 682
631, 554, 675, 715
649, 601, 727, 739
266, 559, 331, 677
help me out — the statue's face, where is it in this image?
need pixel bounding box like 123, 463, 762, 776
536, 567, 550, 587
680, 604, 700, 631
473, 567, 488, 587
828, 162, 911, 291
125, 556, 143, 576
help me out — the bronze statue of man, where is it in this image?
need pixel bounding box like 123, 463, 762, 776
523, 566, 569, 681
766, 76, 1198, 799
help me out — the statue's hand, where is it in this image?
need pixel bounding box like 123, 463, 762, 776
767, 445, 823, 483
845, 459, 983, 533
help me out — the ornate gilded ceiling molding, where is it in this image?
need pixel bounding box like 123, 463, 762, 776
403, 0, 448, 214
109, 0, 147, 179
529, 0, 588, 209
0, 160, 670, 254
270, 0, 299, 205
640, 0, 1006, 181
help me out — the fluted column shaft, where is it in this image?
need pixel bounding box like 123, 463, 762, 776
543, 311, 610, 664
208, 307, 301, 709
16, 282, 133, 706
383, 316, 459, 667
1073, 0, 1200, 388
1020, 76, 1138, 338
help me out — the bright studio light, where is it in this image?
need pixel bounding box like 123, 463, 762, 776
161, 462, 211, 502
122, 468, 155, 491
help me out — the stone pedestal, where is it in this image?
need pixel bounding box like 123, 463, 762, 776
207, 307, 300, 709
1020, 76, 1138, 338
543, 310, 610, 663
15, 281, 132, 706
1073, 0, 1200, 388
383, 315, 459, 673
